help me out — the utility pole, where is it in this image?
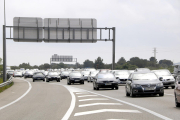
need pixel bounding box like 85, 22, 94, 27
153, 48, 157, 59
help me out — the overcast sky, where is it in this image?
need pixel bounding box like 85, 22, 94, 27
0, 0, 180, 66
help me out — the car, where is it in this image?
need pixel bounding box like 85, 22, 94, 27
81, 71, 90, 80
87, 71, 99, 82
152, 69, 175, 89
13, 71, 23, 77
46, 72, 61, 82
113, 70, 130, 84
24, 71, 34, 78
93, 73, 118, 90
67, 72, 84, 85
60, 71, 70, 79
134, 68, 151, 72
32, 72, 45, 82
126, 72, 164, 97
129, 70, 135, 73
174, 75, 180, 107
7, 70, 14, 76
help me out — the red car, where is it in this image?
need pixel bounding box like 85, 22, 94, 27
174, 75, 180, 107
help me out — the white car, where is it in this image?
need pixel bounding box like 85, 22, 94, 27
113, 70, 130, 84
13, 71, 23, 77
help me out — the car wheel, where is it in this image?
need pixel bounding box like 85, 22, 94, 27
126, 89, 130, 96
33, 79, 35, 82
172, 86, 175, 89
57, 80, 60, 82
88, 81, 89, 82
111, 87, 114, 90
159, 93, 164, 96
115, 86, 119, 90
43, 79, 45, 82
46, 79, 49, 82
175, 95, 180, 107
82, 81, 84, 84
165, 86, 168, 89
96, 84, 99, 90
130, 89, 135, 97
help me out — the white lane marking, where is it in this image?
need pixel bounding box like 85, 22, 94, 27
165, 93, 174, 96
0, 79, 32, 110
50, 83, 173, 120
79, 103, 122, 107
74, 109, 141, 116
79, 98, 109, 101
78, 95, 98, 97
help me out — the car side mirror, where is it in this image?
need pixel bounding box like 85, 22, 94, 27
159, 77, 163, 81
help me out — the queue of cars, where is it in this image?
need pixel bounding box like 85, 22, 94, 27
8, 67, 180, 107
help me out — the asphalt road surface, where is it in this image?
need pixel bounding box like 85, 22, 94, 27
0, 77, 179, 120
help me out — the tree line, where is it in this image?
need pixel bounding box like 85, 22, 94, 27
0, 56, 174, 72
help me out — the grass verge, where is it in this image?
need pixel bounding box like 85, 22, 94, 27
0, 78, 14, 93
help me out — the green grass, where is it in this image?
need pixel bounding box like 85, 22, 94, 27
0, 78, 3, 84
0, 77, 14, 93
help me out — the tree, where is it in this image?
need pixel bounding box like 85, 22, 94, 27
117, 57, 126, 65
159, 59, 173, 67
19, 63, 32, 69
83, 59, 94, 68
128, 57, 148, 68
149, 57, 157, 63
94, 57, 104, 69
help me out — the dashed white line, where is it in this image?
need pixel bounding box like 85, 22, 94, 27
79, 98, 109, 101
74, 109, 141, 116
78, 95, 98, 97
79, 103, 122, 107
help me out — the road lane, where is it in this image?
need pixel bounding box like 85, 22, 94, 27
57, 79, 179, 120
0, 78, 71, 120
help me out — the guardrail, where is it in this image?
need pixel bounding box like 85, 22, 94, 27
0, 76, 13, 88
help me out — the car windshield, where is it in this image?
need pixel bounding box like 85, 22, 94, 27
34, 72, 44, 76
133, 73, 158, 80
116, 71, 129, 75
70, 73, 81, 77
48, 72, 59, 75
154, 71, 171, 76
98, 74, 115, 79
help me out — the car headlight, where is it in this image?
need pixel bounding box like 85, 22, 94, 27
132, 84, 141, 88
157, 83, 163, 87
170, 79, 175, 81
97, 80, 103, 83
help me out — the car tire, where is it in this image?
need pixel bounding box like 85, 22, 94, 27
130, 89, 135, 97
57, 80, 60, 82
175, 95, 180, 107
165, 86, 168, 89
111, 87, 114, 90
43, 79, 45, 82
46, 80, 49, 82
172, 86, 175, 89
88, 81, 89, 82
115, 86, 119, 90
82, 82, 84, 84
33, 79, 35, 82
159, 93, 164, 96
126, 90, 130, 96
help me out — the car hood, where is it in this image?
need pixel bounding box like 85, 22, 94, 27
97, 78, 116, 81
34, 75, 45, 77
49, 75, 59, 77
71, 76, 82, 79
132, 80, 160, 84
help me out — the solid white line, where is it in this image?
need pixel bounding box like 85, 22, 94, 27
106, 119, 128, 120
74, 109, 141, 116
78, 95, 98, 97
79, 103, 122, 107
79, 98, 109, 101
0, 79, 32, 110
61, 86, 76, 120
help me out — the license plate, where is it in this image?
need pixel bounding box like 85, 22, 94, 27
145, 87, 154, 90
105, 83, 111, 85
37, 78, 41, 79
75, 80, 80, 82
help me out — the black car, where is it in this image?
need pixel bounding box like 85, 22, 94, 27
46, 72, 61, 82
126, 72, 164, 97
60, 71, 70, 79
67, 72, 84, 85
32, 72, 45, 82
24, 71, 34, 78
93, 73, 118, 90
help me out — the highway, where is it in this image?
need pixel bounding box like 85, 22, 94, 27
0, 77, 179, 120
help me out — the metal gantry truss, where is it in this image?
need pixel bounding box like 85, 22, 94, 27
3, 25, 116, 82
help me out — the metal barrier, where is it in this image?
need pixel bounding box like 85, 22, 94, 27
0, 76, 13, 88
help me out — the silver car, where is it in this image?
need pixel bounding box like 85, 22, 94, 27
88, 71, 99, 82
113, 70, 130, 84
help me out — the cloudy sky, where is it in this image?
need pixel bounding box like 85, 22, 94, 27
0, 0, 180, 66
